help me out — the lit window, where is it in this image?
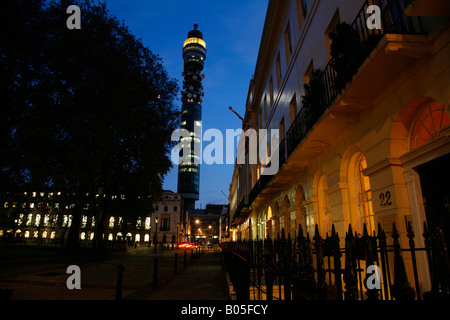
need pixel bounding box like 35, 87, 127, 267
109, 217, 115, 228
355, 155, 374, 233
410, 101, 450, 150
44, 215, 50, 226
35, 214, 41, 226
82, 215, 87, 228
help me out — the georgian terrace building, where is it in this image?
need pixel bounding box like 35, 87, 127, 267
228, 0, 449, 295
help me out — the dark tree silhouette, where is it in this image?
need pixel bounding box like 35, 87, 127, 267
0, 0, 180, 249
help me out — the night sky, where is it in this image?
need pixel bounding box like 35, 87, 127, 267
104, 0, 268, 207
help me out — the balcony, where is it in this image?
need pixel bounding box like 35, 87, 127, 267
284, 0, 434, 166
231, 195, 251, 227
241, 0, 443, 212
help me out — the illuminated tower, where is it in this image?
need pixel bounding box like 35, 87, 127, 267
177, 23, 206, 210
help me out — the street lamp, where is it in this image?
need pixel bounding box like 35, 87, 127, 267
154, 217, 159, 253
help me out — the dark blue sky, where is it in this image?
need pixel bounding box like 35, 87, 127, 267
104, 0, 268, 207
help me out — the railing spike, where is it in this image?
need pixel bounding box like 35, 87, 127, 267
391, 222, 415, 300
363, 223, 368, 236
348, 223, 353, 237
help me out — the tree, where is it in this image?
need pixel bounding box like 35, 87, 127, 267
0, 0, 179, 250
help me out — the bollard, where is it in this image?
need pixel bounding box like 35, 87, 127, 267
152, 257, 159, 290
191, 249, 194, 263
174, 253, 178, 274
184, 250, 187, 268
116, 265, 125, 300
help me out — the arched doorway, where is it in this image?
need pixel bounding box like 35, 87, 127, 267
395, 98, 449, 292
294, 185, 306, 235
409, 101, 450, 248
342, 148, 374, 234
317, 173, 331, 236
266, 206, 273, 239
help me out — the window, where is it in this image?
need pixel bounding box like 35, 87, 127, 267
264, 95, 268, 123
35, 214, 41, 226
279, 117, 285, 142
301, 0, 307, 18
174, 206, 178, 212
325, 9, 340, 60
109, 217, 115, 228
317, 174, 331, 235
161, 217, 170, 231
269, 76, 274, 107
276, 53, 282, 89
304, 60, 314, 85
284, 22, 293, 64
289, 94, 298, 125
164, 206, 168, 212
259, 107, 263, 130
410, 101, 450, 150
297, 0, 306, 30
355, 155, 374, 233
81, 215, 87, 228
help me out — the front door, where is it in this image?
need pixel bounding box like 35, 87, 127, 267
417, 153, 450, 248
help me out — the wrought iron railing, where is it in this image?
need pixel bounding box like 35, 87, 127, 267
285, 0, 426, 162
221, 221, 450, 300
237, 0, 429, 222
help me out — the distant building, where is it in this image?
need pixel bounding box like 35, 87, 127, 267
177, 23, 207, 211
151, 190, 185, 245
186, 204, 228, 244
0, 190, 185, 247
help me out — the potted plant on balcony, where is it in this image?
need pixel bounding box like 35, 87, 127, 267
329, 22, 362, 93
301, 68, 325, 127
329, 22, 383, 94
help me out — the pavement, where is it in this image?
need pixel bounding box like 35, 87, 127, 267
144, 248, 232, 300
0, 244, 232, 301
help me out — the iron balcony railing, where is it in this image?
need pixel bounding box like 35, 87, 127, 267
237, 0, 429, 219
285, 0, 426, 158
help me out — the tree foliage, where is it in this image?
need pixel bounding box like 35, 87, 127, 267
0, 0, 180, 249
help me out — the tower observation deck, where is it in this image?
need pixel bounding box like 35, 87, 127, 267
177, 23, 206, 210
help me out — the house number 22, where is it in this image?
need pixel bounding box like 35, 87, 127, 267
379, 191, 392, 207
